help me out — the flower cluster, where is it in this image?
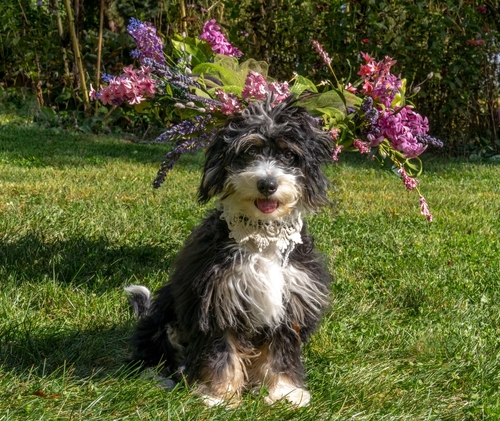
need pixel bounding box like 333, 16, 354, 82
127, 18, 165, 66
358, 53, 401, 108
311, 46, 443, 220
89, 65, 156, 105
199, 19, 243, 58
242, 71, 290, 102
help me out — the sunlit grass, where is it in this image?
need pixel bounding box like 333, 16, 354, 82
1, 123, 499, 420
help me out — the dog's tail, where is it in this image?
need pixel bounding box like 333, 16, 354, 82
124, 285, 152, 318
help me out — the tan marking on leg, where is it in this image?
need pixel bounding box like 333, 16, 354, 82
247, 342, 311, 407
194, 332, 246, 407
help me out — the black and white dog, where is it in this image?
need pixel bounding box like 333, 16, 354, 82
125, 97, 333, 407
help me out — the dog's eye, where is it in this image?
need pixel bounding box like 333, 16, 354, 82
281, 150, 295, 163
246, 146, 259, 156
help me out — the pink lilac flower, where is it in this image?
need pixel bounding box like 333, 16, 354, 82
127, 18, 165, 66
241, 71, 290, 104
353, 139, 370, 154
90, 65, 156, 106
312, 40, 332, 65
332, 145, 343, 162
329, 128, 341, 141
358, 54, 401, 107
214, 89, 242, 115
268, 81, 291, 103
199, 19, 243, 58
419, 195, 433, 222
476, 5, 487, 14
398, 168, 419, 190
345, 83, 357, 93
242, 71, 269, 100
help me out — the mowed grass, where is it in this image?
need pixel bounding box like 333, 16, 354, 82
0, 122, 499, 420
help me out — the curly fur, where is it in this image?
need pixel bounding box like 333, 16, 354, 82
125, 97, 334, 407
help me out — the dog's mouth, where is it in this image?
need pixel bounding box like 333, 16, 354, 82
255, 198, 279, 214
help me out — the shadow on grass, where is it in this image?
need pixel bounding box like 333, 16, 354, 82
0, 123, 204, 171
0, 232, 177, 292
0, 323, 135, 378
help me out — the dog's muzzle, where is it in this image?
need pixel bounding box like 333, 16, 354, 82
255, 176, 279, 214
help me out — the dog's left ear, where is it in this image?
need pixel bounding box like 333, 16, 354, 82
198, 129, 230, 203
292, 108, 334, 209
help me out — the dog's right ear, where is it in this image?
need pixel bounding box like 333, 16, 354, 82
198, 129, 229, 203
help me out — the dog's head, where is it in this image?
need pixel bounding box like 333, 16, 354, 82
198, 97, 333, 219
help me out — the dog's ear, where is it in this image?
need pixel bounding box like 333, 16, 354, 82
198, 129, 229, 203
289, 107, 334, 209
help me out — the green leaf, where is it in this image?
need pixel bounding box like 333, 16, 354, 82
171, 39, 209, 67
297, 90, 361, 115
290, 75, 318, 96
316, 107, 346, 121
134, 101, 152, 114
192, 63, 243, 88
207, 85, 243, 96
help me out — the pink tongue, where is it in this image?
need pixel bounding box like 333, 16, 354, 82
256, 199, 278, 214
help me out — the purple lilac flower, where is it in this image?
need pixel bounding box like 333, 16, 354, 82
416, 134, 444, 148
101, 73, 114, 83
141, 57, 201, 91
153, 128, 218, 188
185, 93, 223, 108
370, 106, 429, 158
154, 115, 212, 143
199, 19, 243, 58
127, 18, 165, 66
242, 71, 268, 100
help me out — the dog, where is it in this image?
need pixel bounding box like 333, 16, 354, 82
125, 96, 334, 407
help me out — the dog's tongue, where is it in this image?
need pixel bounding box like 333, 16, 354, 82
255, 199, 278, 214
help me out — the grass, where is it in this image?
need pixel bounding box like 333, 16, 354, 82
0, 121, 499, 420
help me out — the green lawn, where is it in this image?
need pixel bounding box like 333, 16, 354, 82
0, 123, 499, 420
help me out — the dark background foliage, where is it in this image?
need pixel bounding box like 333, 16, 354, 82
0, 0, 498, 155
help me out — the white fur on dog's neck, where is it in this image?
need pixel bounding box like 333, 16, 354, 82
220, 207, 303, 256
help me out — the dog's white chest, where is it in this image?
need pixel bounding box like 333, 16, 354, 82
226, 248, 287, 329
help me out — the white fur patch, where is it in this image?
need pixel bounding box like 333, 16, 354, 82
217, 247, 286, 329
265, 377, 311, 407
214, 244, 328, 330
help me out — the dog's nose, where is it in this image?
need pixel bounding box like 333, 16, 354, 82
257, 178, 278, 196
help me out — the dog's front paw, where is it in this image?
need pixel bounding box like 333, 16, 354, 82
265, 379, 311, 407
